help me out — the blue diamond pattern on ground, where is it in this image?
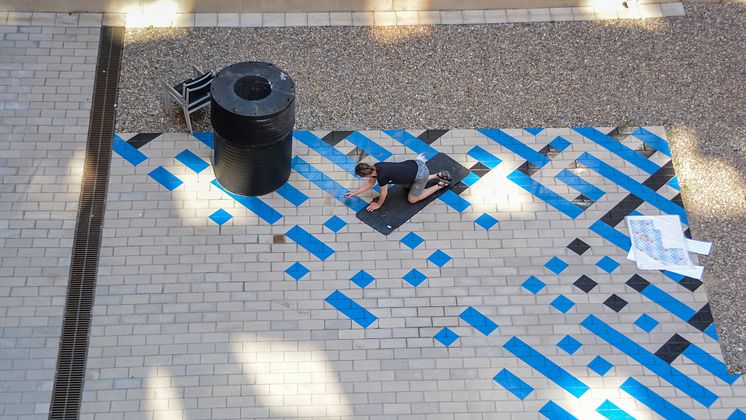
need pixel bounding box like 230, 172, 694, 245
551, 295, 575, 313
400, 232, 424, 249
428, 250, 452, 267
461, 172, 481, 187
434, 327, 459, 347
729, 409, 746, 420
549, 136, 571, 152
557, 335, 583, 355
475, 213, 498, 230
175, 149, 209, 173
208, 209, 232, 225
634, 314, 659, 333
596, 256, 621, 273
323, 215, 347, 233
545, 257, 569, 274
588, 356, 613, 376
522, 276, 546, 294
524, 128, 544, 136
403, 269, 427, 287
350, 270, 375, 288
285, 262, 309, 281
148, 166, 183, 191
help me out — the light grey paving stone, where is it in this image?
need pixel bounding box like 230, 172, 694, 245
418, 11, 441, 25
262, 13, 285, 27
572, 7, 596, 21
305, 12, 329, 27
285, 12, 308, 27
217, 13, 240, 27
506, 8, 530, 23
352, 12, 374, 26
483, 9, 508, 24
239, 13, 262, 27
463, 10, 486, 24
440, 11, 464, 25
194, 13, 218, 27
528, 8, 551, 22
550, 7, 574, 22
396, 11, 419, 26
329, 12, 352, 26
660, 2, 686, 17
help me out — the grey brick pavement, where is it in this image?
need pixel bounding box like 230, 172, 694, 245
0, 17, 100, 420
77, 129, 746, 419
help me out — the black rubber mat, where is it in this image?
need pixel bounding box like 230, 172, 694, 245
49, 25, 123, 420
356, 153, 470, 235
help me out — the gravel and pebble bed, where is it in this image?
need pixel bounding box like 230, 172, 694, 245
116, 3, 746, 371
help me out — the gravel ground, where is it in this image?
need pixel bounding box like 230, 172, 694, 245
116, 3, 746, 371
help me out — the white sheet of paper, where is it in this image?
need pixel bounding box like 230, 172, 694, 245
686, 239, 712, 255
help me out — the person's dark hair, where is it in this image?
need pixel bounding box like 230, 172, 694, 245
355, 162, 375, 177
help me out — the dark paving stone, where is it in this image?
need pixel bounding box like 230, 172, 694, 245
567, 238, 591, 255
688, 303, 714, 332
322, 130, 353, 146
603, 294, 628, 312
418, 129, 449, 145
573, 275, 598, 293
626, 274, 651, 293
678, 276, 703, 292
655, 334, 691, 364
517, 161, 539, 177
469, 162, 491, 178
572, 194, 594, 210
127, 132, 161, 149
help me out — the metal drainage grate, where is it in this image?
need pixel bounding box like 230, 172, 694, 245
49, 25, 124, 420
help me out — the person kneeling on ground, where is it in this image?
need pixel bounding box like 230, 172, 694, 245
344, 159, 451, 212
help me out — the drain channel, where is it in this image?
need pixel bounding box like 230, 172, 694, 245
48, 25, 124, 420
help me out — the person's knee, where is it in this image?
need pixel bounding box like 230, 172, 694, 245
407, 195, 419, 204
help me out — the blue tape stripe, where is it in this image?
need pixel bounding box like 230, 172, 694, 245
639, 282, 697, 322
383, 129, 439, 159
704, 324, 718, 341
113, 134, 147, 166
211, 179, 283, 224
682, 344, 740, 385
459, 306, 498, 336
508, 170, 583, 219
631, 127, 672, 157
175, 149, 209, 173
285, 225, 335, 261
275, 182, 309, 207
503, 336, 589, 398
555, 169, 605, 201
577, 152, 687, 224
581, 315, 717, 407
596, 400, 635, 420
589, 220, 632, 251
148, 166, 183, 191
439, 190, 471, 213
573, 127, 660, 175
493, 368, 534, 400
291, 156, 367, 212
294, 130, 358, 173
192, 132, 214, 149
478, 128, 549, 167
620, 377, 694, 420
468, 145, 502, 169
325, 290, 377, 328
346, 131, 393, 161
539, 401, 578, 420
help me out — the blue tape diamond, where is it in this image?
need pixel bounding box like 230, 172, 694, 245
350, 270, 375, 288
428, 250, 452, 267
634, 314, 659, 333
285, 262, 309, 281
596, 256, 620, 273
475, 213, 498, 230
545, 257, 569, 274
557, 335, 582, 355
551, 295, 575, 313
403, 269, 427, 287
208, 209, 232, 225
434, 327, 459, 347
522, 276, 546, 294
400, 232, 424, 249
323, 215, 347, 233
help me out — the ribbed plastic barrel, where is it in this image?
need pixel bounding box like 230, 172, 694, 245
210, 61, 295, 196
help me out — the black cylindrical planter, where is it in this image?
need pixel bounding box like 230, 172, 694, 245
211, 61, 295, 196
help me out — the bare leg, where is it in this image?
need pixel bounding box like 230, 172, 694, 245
408, 183, 445, 204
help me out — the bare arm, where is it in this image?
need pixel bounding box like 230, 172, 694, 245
366, 184, 388, 211
344, 178, 376, 197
